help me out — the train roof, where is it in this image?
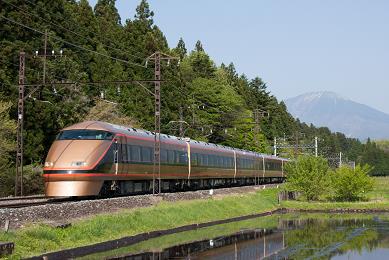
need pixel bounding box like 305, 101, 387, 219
63, 121, 288, 161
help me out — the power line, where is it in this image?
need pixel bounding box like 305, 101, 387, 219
3, 0, 146, 61
0, 15, 147, 69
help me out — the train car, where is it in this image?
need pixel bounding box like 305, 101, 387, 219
43, 121, 287, 197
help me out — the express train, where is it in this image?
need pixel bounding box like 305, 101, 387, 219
43, 121, 287, 197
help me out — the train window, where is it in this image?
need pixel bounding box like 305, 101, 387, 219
161, 149, 168, 163
141, 147, 152, 162
202, 154, 208, 166
130, 146, 141, 162
174, 151, 181, 164
214, 156, 218, 167
191, 153, 197, 166
197, 153, 203, 166
210, 155, 216, 167
167, 150, 175, 164
178, 152, 188, 164
56, 130, 114, 140
121, 143, 127, 163
208, 155, 213, 167
249, 159, 254, 169
218, 156, 223, 168
127, 145, 131, 162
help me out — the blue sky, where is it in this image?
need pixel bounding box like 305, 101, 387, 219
89, 0, 389, 113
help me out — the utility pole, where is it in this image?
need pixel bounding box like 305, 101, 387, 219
273, 137, 277, 156
295, 132, 299, 157
339, 152, 342, 167
253, 108, 269, 150
154, 51, 161, 195
15, 51, 25, 197
42, 29, 47, 96
34, 29, 63, 99
315, 136, 318, 157
146, 51, 179, 195
179, 106, 183, 137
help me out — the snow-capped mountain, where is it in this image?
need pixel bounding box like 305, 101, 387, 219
284, 91, 389, 140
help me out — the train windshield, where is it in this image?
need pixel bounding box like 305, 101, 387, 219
56, 130, 114, 140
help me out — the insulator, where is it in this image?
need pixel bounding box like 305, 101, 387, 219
35, 50, 38, 56
100, 91, 105, 99
52, 50, 55, 55
167, 59, 170, 66
145, 60, 148, 68
60, 50, 63, 56
117, 86, 121, 94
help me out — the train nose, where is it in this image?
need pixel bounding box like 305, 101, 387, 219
44, 140, 112, 196
44, 140, 111, 170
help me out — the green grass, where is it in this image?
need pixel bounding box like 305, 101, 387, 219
1, 177, 389, 259
0, 188, 279, 259
368, 177, 389, 200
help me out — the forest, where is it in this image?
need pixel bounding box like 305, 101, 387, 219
1, 0, 389, 195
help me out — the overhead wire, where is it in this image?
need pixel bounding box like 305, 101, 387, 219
0, 15, 147, 69
2, 0, 147, 62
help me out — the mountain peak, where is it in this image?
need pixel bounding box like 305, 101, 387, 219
296, 91, 346, 102
285, 91, 389, 140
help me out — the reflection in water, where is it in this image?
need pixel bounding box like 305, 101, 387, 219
111, 229, 285, 259
79, 214, 389, 260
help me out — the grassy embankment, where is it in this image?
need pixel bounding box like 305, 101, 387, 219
281, 177, 389, 210
0, 188, 279, 259
1, 177, 389, 258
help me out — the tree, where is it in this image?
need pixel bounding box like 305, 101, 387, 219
195, 40, 204, 52
285, 156, 330, 201
85, 100, 139, 127
329, 165, 374, 201
135, 0, 154, 26
0, 101, 16, 171
174, 37, 187, 60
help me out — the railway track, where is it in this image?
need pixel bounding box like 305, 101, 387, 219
0, 197, 72, 209
0, 195, 45, 202
0, 183, 282, 209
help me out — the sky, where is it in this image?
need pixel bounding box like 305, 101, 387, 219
88, 0, 389, 114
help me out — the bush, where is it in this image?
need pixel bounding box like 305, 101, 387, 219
329, 165, 374, 201
285, 155, 330, 201
0, 164, 44, 197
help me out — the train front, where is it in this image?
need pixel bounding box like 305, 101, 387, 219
43, 122, 115, 197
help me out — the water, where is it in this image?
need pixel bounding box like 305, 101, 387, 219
78, 213, 389, 259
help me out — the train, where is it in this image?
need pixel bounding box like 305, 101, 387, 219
43, 121, 287, 197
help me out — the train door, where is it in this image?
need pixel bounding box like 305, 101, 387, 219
119, 136, 128, 174
113, 139, 119, 174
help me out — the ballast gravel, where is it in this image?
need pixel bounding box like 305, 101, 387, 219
0, 184, 278, 230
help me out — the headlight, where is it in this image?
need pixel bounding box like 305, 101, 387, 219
44, 161, 53, 167
71, 161, 87, 167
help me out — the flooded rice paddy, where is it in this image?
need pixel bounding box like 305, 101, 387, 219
77, 213, 389, 259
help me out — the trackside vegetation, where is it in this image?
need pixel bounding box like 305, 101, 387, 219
285, 155, 374, 202
284, 156, 330, 201
0, 189, 279, 258
1, 178, 389, 258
